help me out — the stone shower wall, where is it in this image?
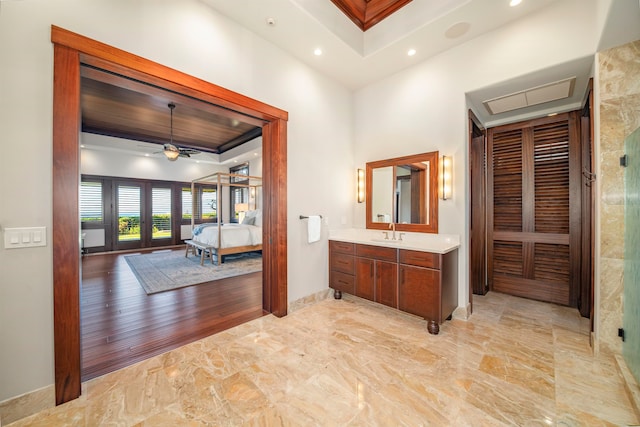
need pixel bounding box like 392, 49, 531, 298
597, 39, 640, 353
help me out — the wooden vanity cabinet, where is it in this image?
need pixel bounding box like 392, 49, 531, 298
354, 244, 397, 308
329, 239, 458, 326
398, 249, 458, 324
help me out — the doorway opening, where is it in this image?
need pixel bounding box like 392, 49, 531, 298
52, 26, 288, 405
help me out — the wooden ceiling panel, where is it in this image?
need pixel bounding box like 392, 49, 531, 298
80, 68, 262, 154
329, 0, 412, 31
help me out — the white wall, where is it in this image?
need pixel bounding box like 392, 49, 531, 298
353, 0, 606, 310
0, 0, 353, 402
81, 134, 229, 182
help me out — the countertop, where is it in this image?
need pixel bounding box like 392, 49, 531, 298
329, 228, 460, 254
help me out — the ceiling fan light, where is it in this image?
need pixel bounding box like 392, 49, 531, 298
163, 143, 180, 161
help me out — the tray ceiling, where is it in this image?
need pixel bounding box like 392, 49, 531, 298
329, 0, 412, 31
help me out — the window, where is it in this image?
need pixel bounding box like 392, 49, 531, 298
230, 163, 249, 183
201, 188, 217, 220
80, 181, 103, 222
117, 185, 141, 242
181, 187, 193, 221
151, 187, 171, 239
230, 163, 250, 222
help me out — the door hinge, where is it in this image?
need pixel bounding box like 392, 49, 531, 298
620, 155, 628, 167
619, 328, 626, 342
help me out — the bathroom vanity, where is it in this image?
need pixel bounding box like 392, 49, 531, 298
329, 229, 459, 327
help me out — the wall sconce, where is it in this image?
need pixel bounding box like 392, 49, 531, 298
357, 168, 365, 203
440, 155, 452, 200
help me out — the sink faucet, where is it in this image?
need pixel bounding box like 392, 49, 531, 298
388, 222, 396, 240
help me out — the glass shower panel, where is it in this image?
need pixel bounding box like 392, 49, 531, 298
624, 126, 640, 383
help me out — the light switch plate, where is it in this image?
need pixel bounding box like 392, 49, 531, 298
3, 227, 47, 249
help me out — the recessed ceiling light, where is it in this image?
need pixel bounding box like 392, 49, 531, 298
145, 153, 149, 157
407, 49, 416, 57
510, 0, 522, 6
314, 48, 322, 56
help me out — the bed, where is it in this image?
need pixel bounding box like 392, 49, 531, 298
189, 172, 262, 264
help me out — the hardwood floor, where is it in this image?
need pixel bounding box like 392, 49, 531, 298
80, 248, 265, 381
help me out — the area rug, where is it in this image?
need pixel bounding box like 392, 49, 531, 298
125, 250, 262, 294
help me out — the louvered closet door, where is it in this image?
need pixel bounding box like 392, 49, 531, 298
487, 112, 581, 306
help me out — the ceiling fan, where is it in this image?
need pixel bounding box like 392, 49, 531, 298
162, 103, 201, 161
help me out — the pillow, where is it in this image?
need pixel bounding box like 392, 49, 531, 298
244, 209, 258, 219
241, 215, 256, 225
254, 210, 262, 227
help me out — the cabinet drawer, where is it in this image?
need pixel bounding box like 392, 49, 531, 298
399, 250, 440, 269
356, 244, 397, 262
329, 240, 355, 254
331, 254, 355, 274
330, 271, 355, 294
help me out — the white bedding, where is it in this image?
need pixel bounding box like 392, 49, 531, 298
192, 223, 262, 248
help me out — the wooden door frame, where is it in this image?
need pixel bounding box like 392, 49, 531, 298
52, 26, 288, 405
468, 109, 486, 312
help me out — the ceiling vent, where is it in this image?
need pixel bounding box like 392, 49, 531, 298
483, 77, 576, 115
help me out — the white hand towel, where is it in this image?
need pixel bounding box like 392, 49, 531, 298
307, 215, 321, 243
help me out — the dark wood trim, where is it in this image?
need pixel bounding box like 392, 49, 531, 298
51, 26, 286, 123
52, 26, 288, 404
583, 78, 595, 323
52, 44, 82, 405
468, 109, 486, 303
262, 119, 288, 316
568, 110, 582, 307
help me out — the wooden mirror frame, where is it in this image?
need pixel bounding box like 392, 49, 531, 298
365, 151, 439, 233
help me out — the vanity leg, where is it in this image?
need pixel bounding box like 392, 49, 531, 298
427, 319, 440, 335
333, 289, 342, 300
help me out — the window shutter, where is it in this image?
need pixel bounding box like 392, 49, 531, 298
492, 129, 523, 232
151, 187, 171, 239
80, 181, 103, 222
534, 122, 570, 234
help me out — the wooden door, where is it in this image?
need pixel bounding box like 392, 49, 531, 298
487, 112, 581, 306
375, 260, 398, 308
355, 257, 375, 301
398, 264, 440, 321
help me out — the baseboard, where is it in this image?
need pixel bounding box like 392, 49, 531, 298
288, 288, 333, 313
615, 354, 640, 421
0, 384, 54, 426
453, 303, 471, 320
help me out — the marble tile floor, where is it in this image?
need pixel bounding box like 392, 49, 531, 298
8, 292, 638, 426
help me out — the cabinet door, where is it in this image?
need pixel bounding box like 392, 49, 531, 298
398, 264, 440, 321
355, 257, 375, 301
376, 260, 398, 308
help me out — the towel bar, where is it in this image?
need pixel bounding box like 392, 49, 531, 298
299, 215, 322, 220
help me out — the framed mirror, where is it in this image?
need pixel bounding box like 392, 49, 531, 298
366, 151, 438, 233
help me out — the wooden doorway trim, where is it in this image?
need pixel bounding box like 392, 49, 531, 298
51, 26, 288, 405
468, 109, 486, 313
